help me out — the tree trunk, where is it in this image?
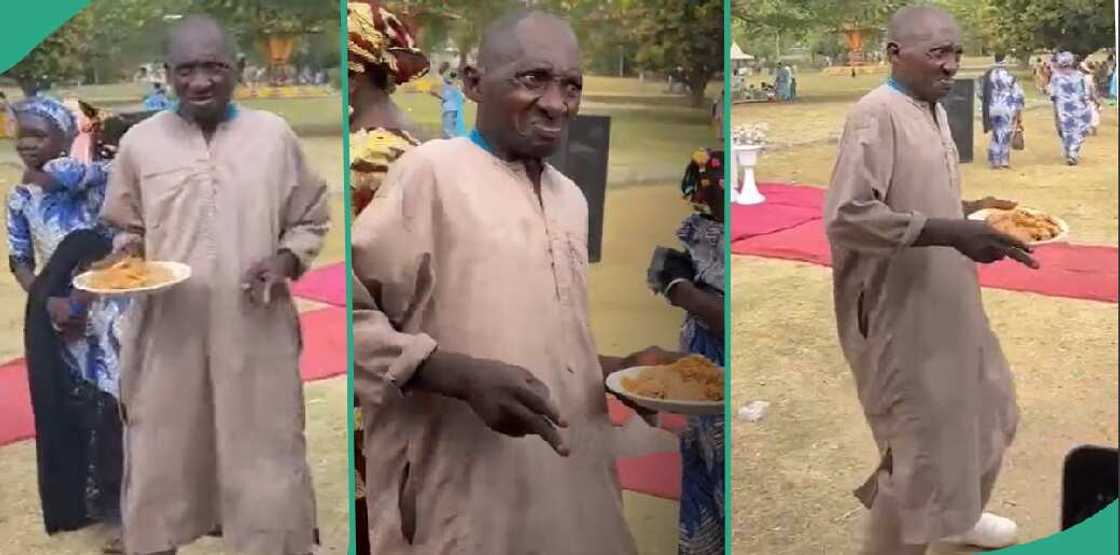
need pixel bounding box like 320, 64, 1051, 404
19, 78, 39, 98
689, 72, 710, 108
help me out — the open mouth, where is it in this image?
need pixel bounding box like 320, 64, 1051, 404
186, 96, 217, 107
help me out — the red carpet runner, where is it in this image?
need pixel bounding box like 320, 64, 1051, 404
0, 307, 685, 501
291, 263, 347, 307
0, 307, 347, 447
733, 183, 1119, 303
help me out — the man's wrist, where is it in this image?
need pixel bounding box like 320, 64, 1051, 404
916, 217, 960, 248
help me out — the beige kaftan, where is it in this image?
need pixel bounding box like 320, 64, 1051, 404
101, 109, 330, 554
824, 85, 1019, 544
351, 137, 637, 554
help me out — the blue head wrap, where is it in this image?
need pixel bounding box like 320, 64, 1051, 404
11, 95, 78, 147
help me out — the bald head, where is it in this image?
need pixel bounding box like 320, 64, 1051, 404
887, 5, 959, 46
477, 11, 578, 70
165, 14, 235, 64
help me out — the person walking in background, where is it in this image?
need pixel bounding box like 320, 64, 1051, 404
1093, 55, 1112, 97
1080, 61, 1101, 136
979, 52, 1025, 169
141, 83, 173, 111
430, 61, 467, 139
1049, 51, 1092, 165
789, 65, 798, 100
775, 63, 793, 101
1035, 56, 1052, 94
1110, 65, 1118, 104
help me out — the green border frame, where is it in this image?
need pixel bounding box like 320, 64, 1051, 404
723, 1, 734, 553
717, 1, 1118, 554
341, 0, 356, 553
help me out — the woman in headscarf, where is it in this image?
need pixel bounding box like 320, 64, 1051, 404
348, 0, 430, 217
6, 95, 128, 553
979, 52, 1025, 169
650, 149, 726, 554
1048, 51, 1093, 165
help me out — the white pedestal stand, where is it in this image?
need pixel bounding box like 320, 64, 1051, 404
732, 144, 766, 205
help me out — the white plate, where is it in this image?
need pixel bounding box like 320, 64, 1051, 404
73, 261, 191, 297
605, 365, 725, 416
969, 207, 1070, 245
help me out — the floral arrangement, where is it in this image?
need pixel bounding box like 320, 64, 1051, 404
732, 123, 769, 146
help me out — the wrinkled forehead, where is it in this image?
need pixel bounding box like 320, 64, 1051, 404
485, 18, 581, 73
893, 14, 961, 49
167, 30, 233, 67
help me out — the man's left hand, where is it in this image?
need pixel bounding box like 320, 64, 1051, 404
242, 251, 298, 305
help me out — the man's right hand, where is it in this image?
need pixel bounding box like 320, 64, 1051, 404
921, 218, 1040, 268
411, 351, 570, 456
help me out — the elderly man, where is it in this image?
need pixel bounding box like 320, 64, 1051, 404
352, 10, 680, 554
824, 6, 1038, 555
101, 15, 329, 555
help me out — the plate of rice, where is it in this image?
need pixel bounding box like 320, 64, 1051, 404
605, 355, 725, 416
74, 256, 190, 296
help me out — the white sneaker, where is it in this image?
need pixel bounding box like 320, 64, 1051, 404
942, 512, 1019, 549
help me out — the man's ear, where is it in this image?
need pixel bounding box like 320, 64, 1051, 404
462, 63, 484, 103
886, 42, 901, 63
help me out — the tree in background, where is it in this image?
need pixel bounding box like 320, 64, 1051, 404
3, 14, 89, 96
2, 0, 341, 93
985, 0, 1115, 59
629, 0, 723, 107
735, 0, 904, 65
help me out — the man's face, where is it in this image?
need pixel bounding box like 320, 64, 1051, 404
16, 114, 66, 170
888, 17, 962, 102
467, 18, 582, 159
166, 34, 236, 124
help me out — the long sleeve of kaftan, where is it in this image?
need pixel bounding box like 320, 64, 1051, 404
824, 107, 928, 256
277, 129, 330, 278
100, 131, 145, 250
351, 150, 438, 408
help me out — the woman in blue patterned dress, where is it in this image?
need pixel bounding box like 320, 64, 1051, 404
1048, 51, 1093, 165
6, 95, 127, 550
650, 149, 725, 554
979, 53, 1025, 169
